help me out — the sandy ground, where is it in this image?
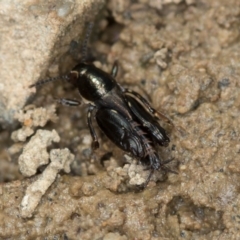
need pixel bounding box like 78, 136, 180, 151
1, 0, 240, 239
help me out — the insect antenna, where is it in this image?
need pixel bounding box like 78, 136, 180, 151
29, 74, 70, 88
81, 22, 94, 63
29, 22, 94, 89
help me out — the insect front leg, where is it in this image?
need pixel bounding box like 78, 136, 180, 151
87, 105, 100, 150
54, 98, 81, 106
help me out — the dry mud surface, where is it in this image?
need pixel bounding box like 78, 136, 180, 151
1, 0, 240, 239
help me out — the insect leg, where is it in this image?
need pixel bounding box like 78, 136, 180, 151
111, 60, 118, 78
141, 159, 177, 188
161, 159, 178, 174
123, 89, 174, 127
55, 98, 81, 106
143, 168, 154, 188
87, 105, 100, 150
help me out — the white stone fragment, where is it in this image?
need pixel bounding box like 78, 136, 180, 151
11, 105, 58, 142
18, 129, 60, 177
20, 148, 74, 218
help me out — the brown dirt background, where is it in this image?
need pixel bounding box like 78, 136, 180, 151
1, 0, 240, 239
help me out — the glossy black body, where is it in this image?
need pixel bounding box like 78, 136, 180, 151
68, 62, 171, 177
31, 61, 172, 186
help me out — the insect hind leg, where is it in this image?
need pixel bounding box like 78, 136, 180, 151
161, 157, 178, 173
123, 88, 174, 127
141, 157, 177, 188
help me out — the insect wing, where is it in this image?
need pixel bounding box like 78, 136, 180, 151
125, 95, 169, 146
96, 108, 145, 158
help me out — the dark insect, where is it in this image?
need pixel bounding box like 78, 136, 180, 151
29, 23, 176, 187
